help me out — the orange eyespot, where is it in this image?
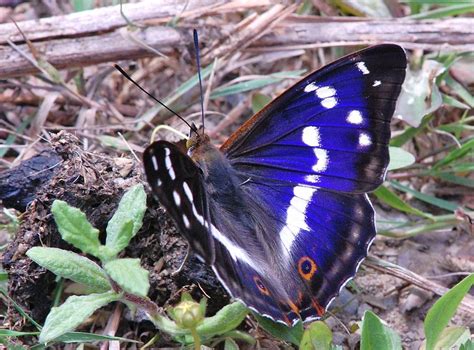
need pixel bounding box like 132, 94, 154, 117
253, 276, 270, 296
298, 256, 317, 280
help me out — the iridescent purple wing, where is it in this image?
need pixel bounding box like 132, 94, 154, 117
217, 45, 407, 322
222, 44, 407, 193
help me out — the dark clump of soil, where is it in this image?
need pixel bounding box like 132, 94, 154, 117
2, 131, 228, 328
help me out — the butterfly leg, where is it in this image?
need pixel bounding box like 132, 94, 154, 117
171, 244, 190, 276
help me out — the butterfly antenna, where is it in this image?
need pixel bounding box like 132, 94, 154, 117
193, 29, 205, 133
114, 64, 198, 134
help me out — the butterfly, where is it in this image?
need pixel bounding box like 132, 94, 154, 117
143, 45, 407, 326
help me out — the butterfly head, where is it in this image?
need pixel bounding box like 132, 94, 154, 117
186, 125, 212, 158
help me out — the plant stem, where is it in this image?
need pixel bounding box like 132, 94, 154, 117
191, 327, 201, 350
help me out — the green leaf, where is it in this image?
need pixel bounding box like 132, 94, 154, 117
253, 314, 303, 346
197, 302, 248, 338
55, 331, 139, 344
442, 93, 471, 109
433, 139, 474, 170
51, 200, 101, 257
0, 271, 7, 282
360, 311, 402, 350
407, 4, 474, 19
436, 173, 474, 188
72, 0, 95, 12
0, 329, 39, 337
221, 330, 255, 345
460, 339, 474, 350
390, 115, 432, 147
374, 186, 430, 218
425, 326, 470, 350
251, 93, 272, 114
27, 247, 110, 292
334, 0, 392, 17
98, 135, 131, 151
299, 321, 333, 350
105, 184, 147, 256
104, 258, 149, 297
389, 181, 459, 212
224, 338, 239, 350
444, 75, 474, 108
39, 291, 120, 343
424, 274, 474, 350
387, 147, 416, 171
210, 70, 305, 99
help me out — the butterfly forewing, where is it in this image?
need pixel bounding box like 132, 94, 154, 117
143, 141, 214, 261
223, 44, 407, 193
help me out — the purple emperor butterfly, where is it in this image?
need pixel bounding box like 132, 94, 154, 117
143, 44, 407, 325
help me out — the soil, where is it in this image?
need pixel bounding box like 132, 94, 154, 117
2, 131, 472, 349
1, 131, 228, 329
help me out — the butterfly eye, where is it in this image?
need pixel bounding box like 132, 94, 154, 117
298, 256, 317, 281
253, 276, 270, 296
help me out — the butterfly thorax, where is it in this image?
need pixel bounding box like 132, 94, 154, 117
187, 131, 282, 265
188, 131, 247, 210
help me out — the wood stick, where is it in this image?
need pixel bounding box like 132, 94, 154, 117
365, 256, 474, 315
259, 16, 474, 52
0, 1, 472, 78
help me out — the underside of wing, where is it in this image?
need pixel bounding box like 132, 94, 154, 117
143, 141, 215, 260
222, 45, 407, 193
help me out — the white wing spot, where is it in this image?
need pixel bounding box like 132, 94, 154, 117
151, 157, 159, 171
173, 190, 181, 206
356, 62, 370, 75
305, 174, 320, 183
157, 178, 162, 186
164, 150, 176, 180
359, 133, 372, 147
321, 97, 337, 109
347, 110, 363, 125
181, 182, 258, 268
168, 162, 176, 180
316, 86, 336, 99
312, 149, 329, 172
373, 80, 381, 87
302, 126, 321, 147
304, 82, 318, 92
182, 213, 190, 228
183, 182, 193, 201
279, 186, 317, 255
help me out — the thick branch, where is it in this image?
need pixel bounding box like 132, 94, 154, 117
259, 16, 474, 52
0, 1, 472, 78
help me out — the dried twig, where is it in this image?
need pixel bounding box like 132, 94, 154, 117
365, 255, 474, 315
0, 2, 472, 78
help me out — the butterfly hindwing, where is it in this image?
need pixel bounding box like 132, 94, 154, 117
240, 179, 376, 322
223, 44, 407, 193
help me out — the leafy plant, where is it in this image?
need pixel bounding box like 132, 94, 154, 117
25, 184, 250, 348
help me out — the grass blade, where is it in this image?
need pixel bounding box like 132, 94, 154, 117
389, 181, 459, 212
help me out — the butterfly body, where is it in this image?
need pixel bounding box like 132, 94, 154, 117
144, 45, 407, 325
